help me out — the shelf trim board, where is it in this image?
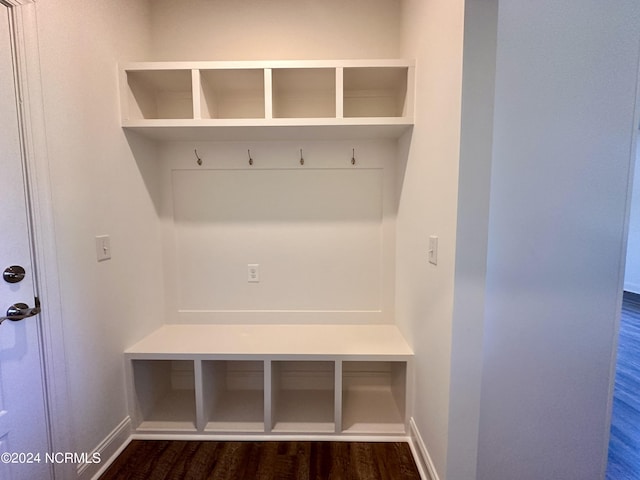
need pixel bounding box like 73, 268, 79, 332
264, 69, 273, 120
335, 67, 344, 119
192, 69, 202, 120
405, 66, 416, 119
335, 360, 343, 434
194, 359, 205, 430
122, 123, 412, 142
121, 59, 415, 71
265, 359, 274, 433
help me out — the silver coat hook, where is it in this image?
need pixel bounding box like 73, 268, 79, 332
194, 149, 202, 166
300, 148, 304, 166
351, 148, 356, 166
248, 149, 253, 166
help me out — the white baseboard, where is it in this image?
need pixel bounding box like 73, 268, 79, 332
409, 418, 440, 480
78, 416, 131, 480
624, 282, 640, 294
131, 432, 410, 442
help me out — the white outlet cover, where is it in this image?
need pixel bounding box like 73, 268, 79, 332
248, 264, 259, 283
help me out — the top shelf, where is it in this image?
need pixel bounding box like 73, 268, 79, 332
120, 60, 414, 140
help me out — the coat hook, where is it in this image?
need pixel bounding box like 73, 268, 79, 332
300, 148, 304, 166
351, 148, 356, 166
194, 149, 202, 166
248, 149, 253, 166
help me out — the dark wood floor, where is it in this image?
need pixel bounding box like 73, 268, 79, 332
98, 440, 421, 480
607, 292, 640, 479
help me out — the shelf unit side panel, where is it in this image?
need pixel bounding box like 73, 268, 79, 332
391, 362, 407, 419
336, 68, 344, 119
264, 69, 273, 120
267, 360, 277, 432
194, 359, 205, 430
334, 360, 343, 434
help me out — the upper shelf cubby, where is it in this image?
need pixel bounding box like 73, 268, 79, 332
119, 60, 414, 140
272, 68, 336, 119
126, 69, 193, 120
199, 69, 266, 120
343, 67, 408, 118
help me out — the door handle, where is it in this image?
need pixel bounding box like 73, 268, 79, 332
0, 302, 41, 324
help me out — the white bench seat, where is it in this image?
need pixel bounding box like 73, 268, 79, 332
125, 324, 413, 437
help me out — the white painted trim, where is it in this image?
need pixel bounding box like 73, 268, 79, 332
407, 437, 430, 480
2, 0, 34, 7
409, 418, 440, 480
9, 3, 73, 479
121, 59, 415, 71
131, 432, 411, 443
623, 281, 640, 294
82, 417, 132, 480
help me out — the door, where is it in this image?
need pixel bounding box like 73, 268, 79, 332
0, 3, 52, 479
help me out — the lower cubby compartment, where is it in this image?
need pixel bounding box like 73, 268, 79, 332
270, 361, 336, 433
201, 360, 265, 432
341, 361, 406, 434
131, 359, 197, 431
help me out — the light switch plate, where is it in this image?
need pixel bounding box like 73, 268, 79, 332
96, 235, 111, 262
428, 235, 438, 265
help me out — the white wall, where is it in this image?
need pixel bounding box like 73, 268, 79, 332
625, 144, 640, 294
446, 1, 498, 478
139, 0, 405, 327
158, 140, 397, 325
149, 0, 401, 61
34, 0, 164, 472
477, 2, 640, 479
397, 0, 465, 477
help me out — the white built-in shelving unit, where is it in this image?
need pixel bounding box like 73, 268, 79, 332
125, 325, 413, 436
121, 59, 415, 438
119, 60, 414, 140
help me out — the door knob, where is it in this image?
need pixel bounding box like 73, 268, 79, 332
0, 302, 41, 324
3, 265, 26, 284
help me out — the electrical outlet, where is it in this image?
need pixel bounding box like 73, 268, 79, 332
248, 264, 260, 283
96, 235, 111, 262
428, 235, 438, 265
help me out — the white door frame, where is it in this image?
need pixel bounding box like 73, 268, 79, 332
3, 1, 72, 479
